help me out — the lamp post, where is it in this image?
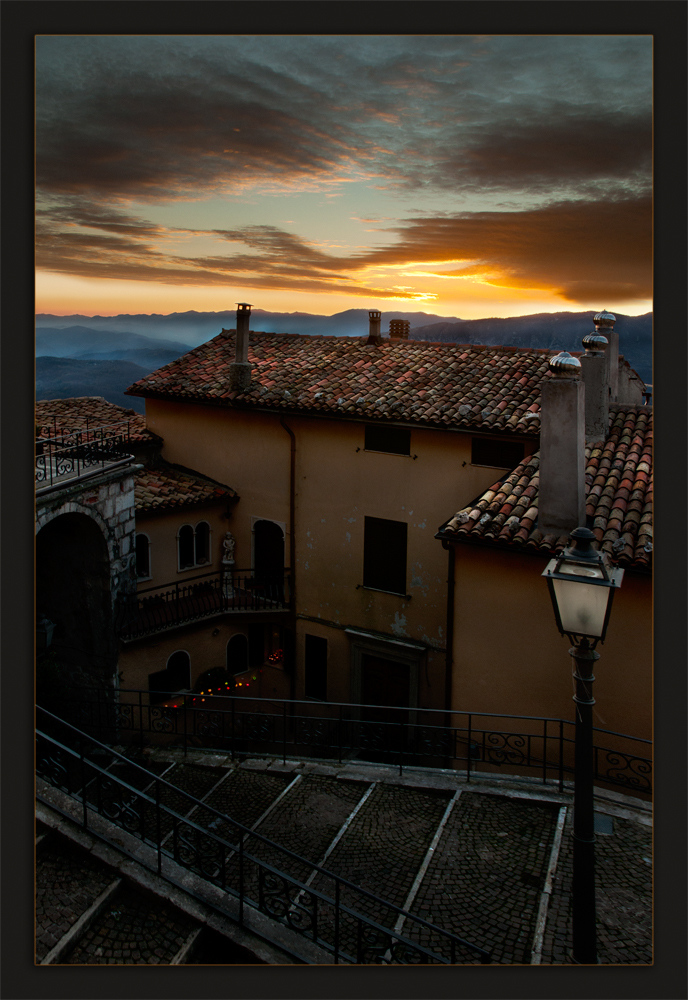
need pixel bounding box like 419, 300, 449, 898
542, 526, 624, 964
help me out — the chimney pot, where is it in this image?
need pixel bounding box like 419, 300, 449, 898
230, 302, 253, 390
539, 353, 586, 535
367, 310, 382, 345
389, 319, 410, 340
582, 333, 608, 356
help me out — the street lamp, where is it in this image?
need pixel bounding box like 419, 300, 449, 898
542, 526, 624, 964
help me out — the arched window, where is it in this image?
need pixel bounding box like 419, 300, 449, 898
149, 649, 190, 704
178, 521, 212, 571
195, 521, 210, 565
135, 533, 151, 579
226, 634, 248, 675
178, 524, 194, 570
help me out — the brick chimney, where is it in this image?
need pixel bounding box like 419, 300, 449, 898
229, 302, 252, 391
594, 309, 618, 402
538, 352, 586, 536
580, 329, 609, 443
389, 319, 410, 340
366, 310, 382, 345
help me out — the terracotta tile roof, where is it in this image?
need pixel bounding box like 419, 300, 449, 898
439, 405, 652, 573
126, 332, 557, 434
35, 396, 159, 445
135, 461, 238, 514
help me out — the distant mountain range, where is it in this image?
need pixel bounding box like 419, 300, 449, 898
35, 308, 652, 409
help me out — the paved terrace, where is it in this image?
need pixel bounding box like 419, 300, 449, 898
36, 748, 651, 966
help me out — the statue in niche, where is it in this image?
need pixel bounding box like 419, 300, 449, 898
222, 531, 236, 565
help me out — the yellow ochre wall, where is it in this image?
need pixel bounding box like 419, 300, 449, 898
135, 506, 229, 591
450, 544, 652, 741
144, 398, 525, 708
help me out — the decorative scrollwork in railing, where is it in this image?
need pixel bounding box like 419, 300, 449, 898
357, 923, 393, 964
149, 707, 176, 734
388, 938, 430, 964
115, 704, 136, 730
192, 710, 223, 739
414, 725, 455, 758
174, 824, 224, 881
481, 731, 529, 767
596, 750, 652, 793
294, 718, 331, 746
36, 744, 70, 791
355, 722, 388, 752
97, 777, 142, 832
236, 712, 275, 742
258, 870, 317, 935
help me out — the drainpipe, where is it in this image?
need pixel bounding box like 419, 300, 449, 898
443, 541, 455, 756
280, 416, 296, 701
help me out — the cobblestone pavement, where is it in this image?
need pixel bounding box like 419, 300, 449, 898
63, 883, 197, 964
405, 792, 559, 964
36, 835, 115, 961
38, 747, 652, 965
542, 809, 652, 964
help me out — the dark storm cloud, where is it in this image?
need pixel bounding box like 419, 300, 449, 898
36, 35, 652, 202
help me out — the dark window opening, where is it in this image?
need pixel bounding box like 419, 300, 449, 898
365, 424, 411, 455
195, 521, 210, 565
363, 516, 407, 595
248, 623, 284, 668
149, 650, 190, 704
135, 533, 150, 578
471, 437, 526, 469
178, 524, 194, 570
227, 634, 248, 675
304, 634, 327, 700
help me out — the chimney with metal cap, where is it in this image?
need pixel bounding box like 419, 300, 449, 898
594, 309, 618, 401
538, 352, 586, 536
580, 326, 609, 443
389, 319, 410, 340
367, 310, 382, 345
229, 302, 252, 391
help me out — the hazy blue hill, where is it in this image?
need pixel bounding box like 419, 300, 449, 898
36, 325, 192, 360
36, 357, 149, 413
412, 311, 652, 385
36, 310, 462, 346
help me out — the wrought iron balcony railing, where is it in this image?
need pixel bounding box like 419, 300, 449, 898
36, 423, 134, 494
60, 689, 652, 800
117, 569, 291, 639
36, 707, 491, 965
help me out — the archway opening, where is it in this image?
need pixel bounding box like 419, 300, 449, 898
36, 512, 115, 712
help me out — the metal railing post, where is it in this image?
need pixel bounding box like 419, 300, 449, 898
183, 694, 188, 757
283, 701, 287, 764
466, 714, 472, 783
80, 739, 88, 829
334, 880, 340, 964
559, 719, 565, 792
399, 718, 404, 777
139, 690, 144, 750
231, 697, 236, 761
542, 719, 548, 784
239, 835, 244, 926
338, 705, 343, 764
156, 781, 162, 874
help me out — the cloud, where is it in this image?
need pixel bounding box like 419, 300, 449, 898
36, 195, 651, 304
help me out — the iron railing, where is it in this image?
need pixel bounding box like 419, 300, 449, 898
36, 423, 134, 493
116, 570, 291, 639
36, 707, 490, 965
62, 689, 653, 799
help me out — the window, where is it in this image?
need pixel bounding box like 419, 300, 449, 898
304, 634, 327, 700
227, 634, 248, 675
135, 533, 151, 579
471, 437, 525, 469
364, 424, 411, 455
195, 521, 210, 565
363, 516, 407, 595
178, 521, 212, 571
149, 649, 190, 704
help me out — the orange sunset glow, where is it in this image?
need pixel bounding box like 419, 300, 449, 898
36, 35, 652, 321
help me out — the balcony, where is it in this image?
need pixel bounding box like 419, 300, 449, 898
117, 569, 291, 640
36, 423, 134, 496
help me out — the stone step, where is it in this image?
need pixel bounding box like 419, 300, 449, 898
61, 881, 200, 964
36, 833, 122, 962
402, 791, 561, 964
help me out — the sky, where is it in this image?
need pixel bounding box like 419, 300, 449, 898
35, 34, 653, 320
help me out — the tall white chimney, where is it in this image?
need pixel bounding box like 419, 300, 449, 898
594, 309, 618, 402
538, 352, 586, 536
580, 329, 609, 443
229, 302, 252, 391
